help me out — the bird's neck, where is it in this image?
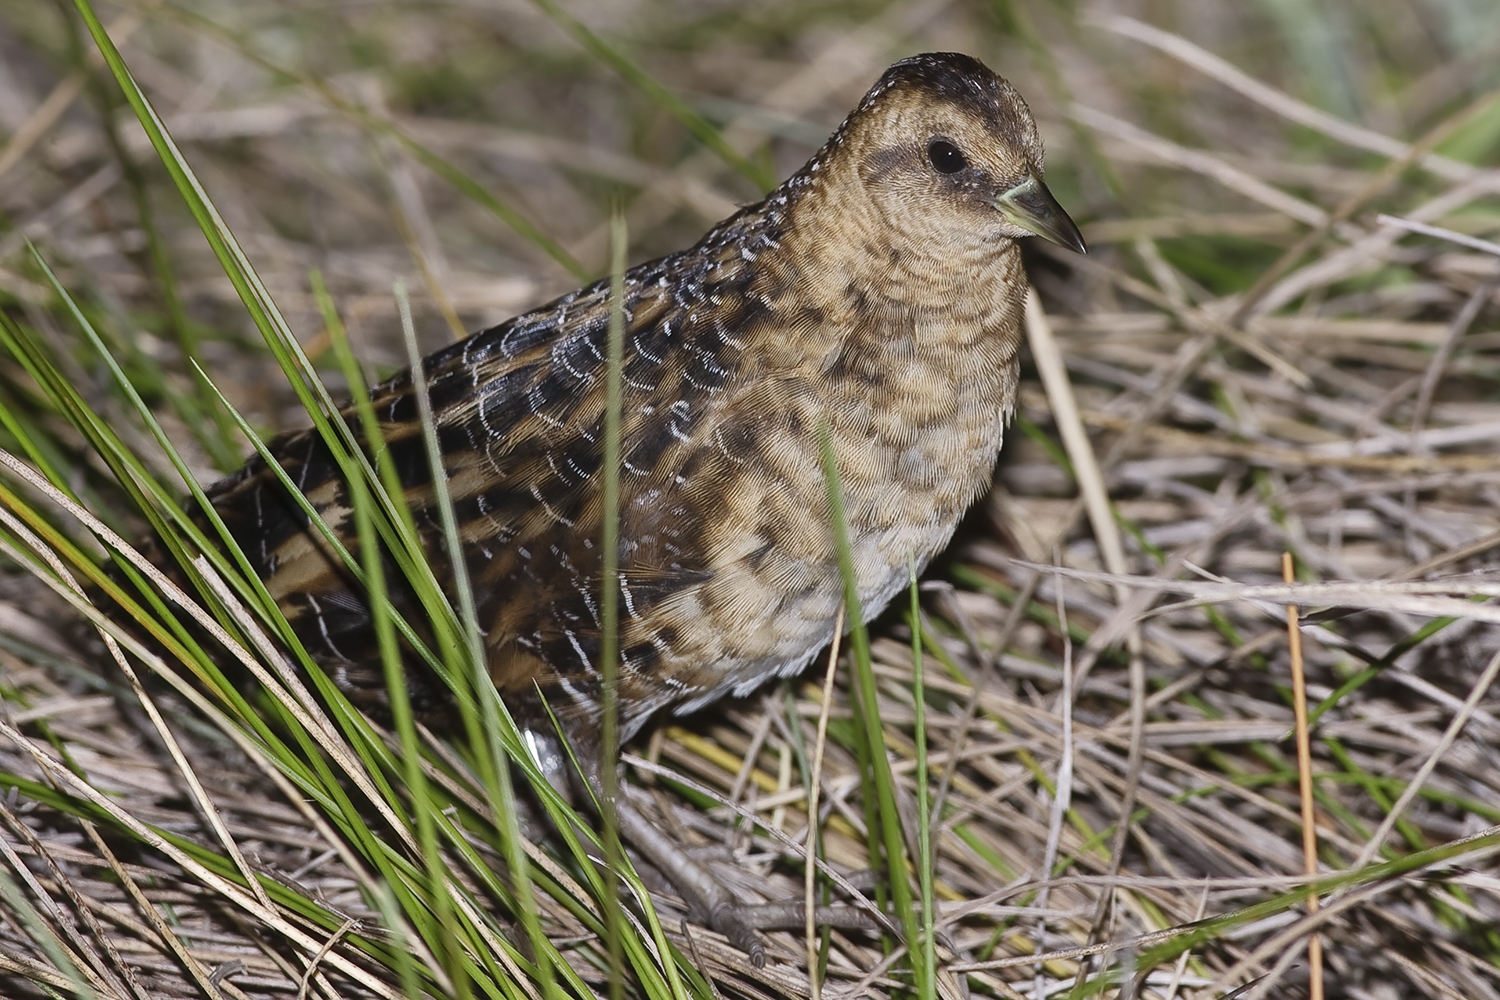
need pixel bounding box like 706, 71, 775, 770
783, 166, 1024, 325
758, 165, 1029, 380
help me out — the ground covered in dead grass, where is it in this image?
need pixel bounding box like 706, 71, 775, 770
1, 2, 1499, 998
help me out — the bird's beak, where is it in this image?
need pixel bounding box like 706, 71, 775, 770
995, 173, 1087, 254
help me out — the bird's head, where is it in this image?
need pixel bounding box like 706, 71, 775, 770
815, 52, 1086, 257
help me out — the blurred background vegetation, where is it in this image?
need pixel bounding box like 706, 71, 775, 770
2, 0, 1494, 467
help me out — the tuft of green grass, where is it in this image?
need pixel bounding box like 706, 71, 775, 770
0, 3, 714, 998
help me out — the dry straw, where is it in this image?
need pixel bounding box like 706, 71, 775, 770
2, 3, 1498, 999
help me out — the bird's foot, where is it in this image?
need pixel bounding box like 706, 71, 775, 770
615, 802, 893, 965
667, 878, 887, 966
730, 900, 884, 934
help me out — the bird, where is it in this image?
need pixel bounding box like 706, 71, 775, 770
195, 51, 1084, 964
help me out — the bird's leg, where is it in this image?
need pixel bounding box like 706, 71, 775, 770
618, 797, 888, 953
615, 789, 773, 962
519, 726, 575, 804
608, 777, 886, 955
527, 723, 885, 967
553, 729, 769, 965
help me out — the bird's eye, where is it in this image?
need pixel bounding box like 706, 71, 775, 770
927, 138, 967, 174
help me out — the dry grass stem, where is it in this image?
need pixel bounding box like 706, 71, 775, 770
1281, 553, 1323, 1000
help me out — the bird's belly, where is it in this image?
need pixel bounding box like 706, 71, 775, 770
651, 408, 1005, 716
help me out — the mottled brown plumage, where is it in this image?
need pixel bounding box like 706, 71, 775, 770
202, 52, 1083, 961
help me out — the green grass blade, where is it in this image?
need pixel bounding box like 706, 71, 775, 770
599, 211, 627, 1000
910, 560, 936, 1000
817, 419, 922, 982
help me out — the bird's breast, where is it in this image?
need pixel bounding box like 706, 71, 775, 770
634, 251, 1027, 715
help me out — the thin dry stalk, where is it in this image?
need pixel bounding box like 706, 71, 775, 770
1282, 552, 1323, 1000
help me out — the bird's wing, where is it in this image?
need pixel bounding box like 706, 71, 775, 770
202, 218, 784, 696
